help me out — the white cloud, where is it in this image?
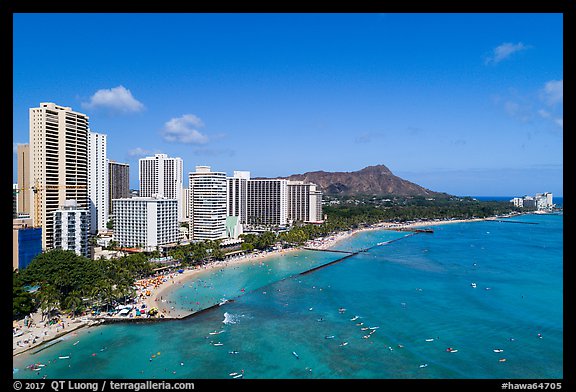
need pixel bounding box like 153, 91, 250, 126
541, 80, 563, 106
82, 85, 144, 113
128, 147, 155, 157
485, 42, 529, 65
162, 114, 209, 144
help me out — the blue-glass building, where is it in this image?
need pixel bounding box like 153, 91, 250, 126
15, 227, 42, 270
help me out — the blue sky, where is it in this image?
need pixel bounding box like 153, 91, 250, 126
12, 13, 563, 196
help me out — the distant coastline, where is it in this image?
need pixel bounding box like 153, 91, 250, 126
468, 195, 563, 206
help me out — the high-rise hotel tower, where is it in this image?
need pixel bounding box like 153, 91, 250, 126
108, 160, 130, 216
139, 154, 183, 221
29, 103, 89, 251
88, 131, 108, 234
189, 166, 227, 241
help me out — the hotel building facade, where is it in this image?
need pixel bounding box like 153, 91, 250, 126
112, 196, 179, 251
29, 102, 89, 251
139, 154, 183, 221
108, 160, 130, 216
189, 166, 227, 241
227, 171, 250, 224
52, 199, 89, 257
247, 179, 288, 226
88, 131, 108, 234
287, 181, 323, 223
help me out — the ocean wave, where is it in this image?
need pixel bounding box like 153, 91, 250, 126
222, 312, 240, 325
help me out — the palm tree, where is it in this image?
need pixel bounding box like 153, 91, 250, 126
36, 284, 60, 321
90, 280, 115, 313
64, 290, 85, 317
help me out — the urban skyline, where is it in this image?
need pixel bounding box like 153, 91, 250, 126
12, 13, 563, 197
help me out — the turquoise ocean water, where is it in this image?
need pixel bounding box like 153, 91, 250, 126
13, 213, 563, 379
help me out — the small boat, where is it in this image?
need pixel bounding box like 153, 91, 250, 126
292, 351, 299, 359
446, 348, 458, 353
338, 308, 346, 313
362, 335, 371, 339
369, 326, 379, 330
356, 322, 364, 326
493, 349, 504, 353
350, 316, 359, 321
229, 372, 238, 376
339, 342, 348, 346
325, 335, 335, 339
233, 374, 243, 378
73, 341, 80, 346
419, 364, 428, 368
361, 327, 369, 331
212, 342, 223, 346
425, 338, 434, 342
59, 356, 70, 359
229, 351, 239, 354
499, 358, 507, 362
471, 283, 477, 288
209, 330, 224, 335
309, 307, 313, 311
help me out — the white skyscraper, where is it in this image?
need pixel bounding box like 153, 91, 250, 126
139, 153, 183, 220
53, 200, 89, 257
88, 131, 108, 234
189, 166, 227, 241
29, 102, 89, 251
227, 170, 250, 224
113, 196, 179, 252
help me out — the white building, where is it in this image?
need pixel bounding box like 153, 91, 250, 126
139, 153, 183, 221
535, 192, 554, 210
30, 103, 89, 251
53, 200, 89, 257
309, 186, 323, 223
287, 181, 323, 223
513, 192, 554, 210
247, 179, 288, 227
510, 197, 524, 208
112, 196, 179, 252
189, 166, 227, 241
88, 131, 108, 234
227, 170, 250, 224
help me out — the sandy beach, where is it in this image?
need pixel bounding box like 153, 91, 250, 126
13, 215, 499, 357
